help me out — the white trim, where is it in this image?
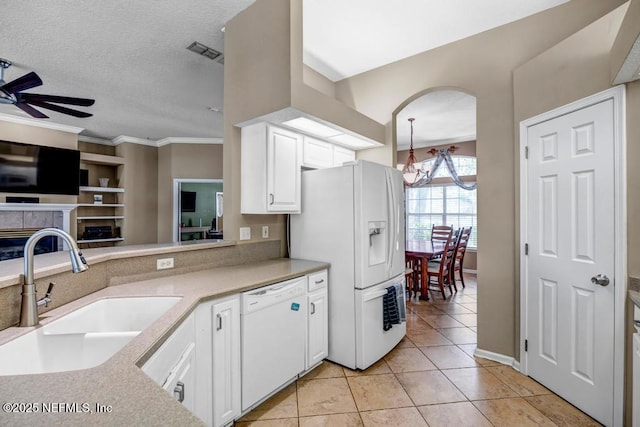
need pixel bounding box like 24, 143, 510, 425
156, 137, 222, 147
113, 135, 223, 147
474, 348, 516, 367
519, 85, 626, 427
78, 135, 114, 145
0, 113, 84, 134
462, 268, 477, 274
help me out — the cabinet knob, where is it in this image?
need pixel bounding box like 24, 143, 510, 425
269, 193, 274, 205
216, 313, 223, 331
310, 302, 316, 315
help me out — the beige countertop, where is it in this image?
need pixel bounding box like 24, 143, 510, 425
0, 239, 236, 289
0, 257, 328, 426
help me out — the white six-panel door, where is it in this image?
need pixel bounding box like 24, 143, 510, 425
524, 96, 617, 425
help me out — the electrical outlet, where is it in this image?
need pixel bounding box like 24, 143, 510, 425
239, 227, 251, 240
156, 257, 174, 270
262, 226, 269, 239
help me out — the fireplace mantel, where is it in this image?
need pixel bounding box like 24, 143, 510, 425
0, 203, 77, 234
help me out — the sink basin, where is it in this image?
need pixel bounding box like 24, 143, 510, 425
0, 296, 181, 376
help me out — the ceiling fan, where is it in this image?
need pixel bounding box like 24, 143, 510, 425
0, 58, 94, 119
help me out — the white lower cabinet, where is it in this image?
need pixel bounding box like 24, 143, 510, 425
195, 295, 241, 427
141, 271, 328, 426
141, 313, 197, 414
306, 270, 328, 370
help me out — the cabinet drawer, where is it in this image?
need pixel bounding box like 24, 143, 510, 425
308, 270, 328, 292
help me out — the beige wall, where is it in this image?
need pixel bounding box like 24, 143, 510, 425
157, 143, 224, 243
115, 142, 158, 245
331, 0, 627, 358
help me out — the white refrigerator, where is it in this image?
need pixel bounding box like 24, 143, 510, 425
290, 160, 406, 370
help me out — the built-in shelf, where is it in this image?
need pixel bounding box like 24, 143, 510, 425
77, 237, 125, 244
77, 216, 124, 221
77, 203, 125, 208
80, 152, 125, 166
79, 186, 125, 193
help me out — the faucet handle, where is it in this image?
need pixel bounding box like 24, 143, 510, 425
45, 282, 55, 297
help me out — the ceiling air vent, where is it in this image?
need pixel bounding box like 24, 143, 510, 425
187, 41, 222, 61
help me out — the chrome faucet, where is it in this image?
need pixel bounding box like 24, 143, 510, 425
19, 228, 88, 327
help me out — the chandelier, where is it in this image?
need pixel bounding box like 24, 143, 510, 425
402, 118, 428, 185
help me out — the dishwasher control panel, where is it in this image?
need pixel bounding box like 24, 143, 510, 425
241, 276, 306, 313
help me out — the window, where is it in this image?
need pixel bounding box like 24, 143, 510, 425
404, 156, 477, 248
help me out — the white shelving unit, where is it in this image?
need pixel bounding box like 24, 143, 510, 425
79, 186, 125, 193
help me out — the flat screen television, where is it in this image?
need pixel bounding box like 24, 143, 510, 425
181, 190, 197, 212
0, 139, 80, 195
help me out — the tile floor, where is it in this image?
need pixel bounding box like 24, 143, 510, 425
237, 275, 602, 426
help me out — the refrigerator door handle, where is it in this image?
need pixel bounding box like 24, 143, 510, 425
385, 169, 396, 278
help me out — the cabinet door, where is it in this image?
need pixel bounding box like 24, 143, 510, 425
303, 136, 334, 169
163, 342, 196, 413
307, 289, 328, 369
333, 146, 355, 166
267, 126, 301, 212
212, 297, 241, 427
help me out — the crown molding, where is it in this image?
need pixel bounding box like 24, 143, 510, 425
0, 113, 84, 134
77, 135, 115, 145
156, 137, 223, 147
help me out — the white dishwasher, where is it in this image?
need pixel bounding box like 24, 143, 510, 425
241, 276, 306, 411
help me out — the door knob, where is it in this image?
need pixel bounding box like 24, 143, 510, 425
590, 274, 610, 287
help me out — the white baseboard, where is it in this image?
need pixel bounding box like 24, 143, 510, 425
474, 348, 517, 368
462, 268, 477, 274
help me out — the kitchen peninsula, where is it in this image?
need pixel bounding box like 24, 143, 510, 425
0, 240, 328, 425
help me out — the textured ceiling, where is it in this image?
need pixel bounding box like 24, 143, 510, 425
0, 0, 567, 145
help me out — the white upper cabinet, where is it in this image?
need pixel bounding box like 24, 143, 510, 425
241, 123, 302, 214
332, 145, 356, 167
302, 136, 334, 169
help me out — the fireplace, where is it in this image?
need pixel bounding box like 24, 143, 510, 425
0, 229, 60, 261
0, 205, 75, 261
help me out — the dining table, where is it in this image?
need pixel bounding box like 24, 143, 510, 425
405, 240, 446, 300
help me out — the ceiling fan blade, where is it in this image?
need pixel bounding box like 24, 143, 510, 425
15, 102, 48, 119
19, 93, 95, 107
26, 100, 92, 118
0, 72, 43, 95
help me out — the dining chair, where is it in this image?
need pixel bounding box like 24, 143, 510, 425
451, 226, 472, 289
404, 254, 421, 299
425, 234, 458, 299
430, 224, 453, 261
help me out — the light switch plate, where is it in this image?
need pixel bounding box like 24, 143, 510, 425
262, 226, 269, 239
240, 227, 251, 240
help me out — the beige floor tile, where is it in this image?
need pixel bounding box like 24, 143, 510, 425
419, 345, 478, 369
395, 370, 467, 406
383, 347, 437, 373
418, 402, 492, 427
486, 365, 551, 396
449, 313, 477, 327
395, 335, 417, 348
299, 412, 363, 427
450, 294, 477, 303
347, 373, 413, 411
473, 397, 556, 426
419, 314, 466, 328
302, 361, 346, 380
406, 329, 453, 346
343, 358, 392, 377
297, 377, 358, 417
469, 326, 478, 332
360, 407, 428, 427
239, 383, 298, 421
524, 394, 602, 426
434, 303, 475, 315
437, 327, 477, 344
236, 418, 299, 427
442, 367, 519, 400
458, 303, 477, 312
405, 317, 434, 334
